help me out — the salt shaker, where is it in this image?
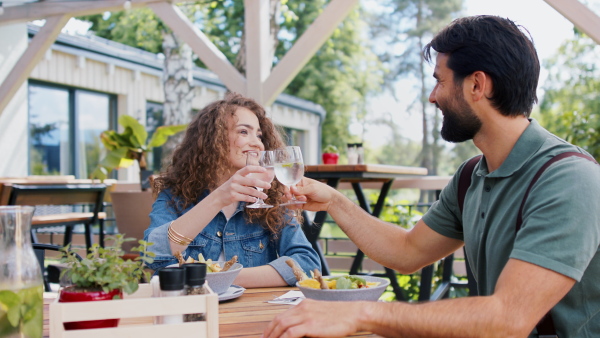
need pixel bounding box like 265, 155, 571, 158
183, 263, 208, 322
157, 267, 185, 324
347, 143, 358, 164
356, 143, 364, 164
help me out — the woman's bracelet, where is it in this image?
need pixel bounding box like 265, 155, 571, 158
168, 230, 189, 246
168, 221, 193, 245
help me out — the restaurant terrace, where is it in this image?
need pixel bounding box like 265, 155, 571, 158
0, 1, 599, 337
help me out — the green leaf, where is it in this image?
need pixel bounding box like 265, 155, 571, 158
57, 234, 154, 295
0, 290, 21, 327
90, 166, 108, 180
101, 147, 131, 168
147, 124, 187, 148
119, 115, 148, 147
335, 277, 352, 290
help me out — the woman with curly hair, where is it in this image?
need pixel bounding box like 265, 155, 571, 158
144, 93, 320, 288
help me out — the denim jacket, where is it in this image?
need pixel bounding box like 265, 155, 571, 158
144, 189, 321, 286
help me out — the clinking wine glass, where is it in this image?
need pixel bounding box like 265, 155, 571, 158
246, 150, 275, 208
274, 146, 306, 206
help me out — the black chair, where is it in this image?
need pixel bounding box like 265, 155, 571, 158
33, 243, 82, 291
7, 184, 107, 251
420, 247, 478, 301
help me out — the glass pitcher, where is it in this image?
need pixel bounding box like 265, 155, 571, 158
0, 206, 43, 338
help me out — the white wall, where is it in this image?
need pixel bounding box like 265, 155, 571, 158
269, 105, 321, 165
0, 24, 28, 177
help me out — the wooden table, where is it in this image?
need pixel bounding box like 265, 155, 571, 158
43, 288, 380, 337
303, 164, 428, 300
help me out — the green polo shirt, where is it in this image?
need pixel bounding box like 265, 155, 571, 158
423, 119, 600, 337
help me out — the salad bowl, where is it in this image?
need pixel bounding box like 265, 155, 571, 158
296, 275, 389, 301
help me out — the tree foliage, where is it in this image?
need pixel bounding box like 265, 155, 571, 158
367, 0, 463, 174
79, 1, 384, 153
539, 30, 600, 160
79, 9, 165, 53
282, 2, 384, 150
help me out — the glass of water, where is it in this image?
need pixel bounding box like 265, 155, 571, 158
274, 146, 306, 206
246, 150, 275, 208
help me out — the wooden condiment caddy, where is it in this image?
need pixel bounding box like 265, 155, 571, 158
49, 283, 219, 337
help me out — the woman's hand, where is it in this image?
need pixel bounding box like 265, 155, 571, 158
213, 165, 271, 206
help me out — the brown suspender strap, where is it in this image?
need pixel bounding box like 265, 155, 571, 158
457, 151, 598, 337
516, 152, 599, 231
516, 152, 597, 337
458, 155, 482, 213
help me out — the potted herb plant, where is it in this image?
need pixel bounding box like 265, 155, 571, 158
58, 234, 155, 330
91, 115, 187, 190
322, 145, 339, 164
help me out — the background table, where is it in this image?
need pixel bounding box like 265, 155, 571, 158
303, 164, 427, 300
43, 287, 381, 337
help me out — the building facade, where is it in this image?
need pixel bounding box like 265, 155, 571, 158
0, 23, 325, 181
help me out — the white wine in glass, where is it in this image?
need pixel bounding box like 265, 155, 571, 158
274, 146, 306, 206
246, 150, 275, 208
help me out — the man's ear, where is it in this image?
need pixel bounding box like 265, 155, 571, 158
469, 71, 492, 102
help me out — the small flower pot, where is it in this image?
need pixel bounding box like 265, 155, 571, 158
322, 153, 339, 164
59, 286, 122, 330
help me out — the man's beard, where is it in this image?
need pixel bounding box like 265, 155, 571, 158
439, 95, 482, 143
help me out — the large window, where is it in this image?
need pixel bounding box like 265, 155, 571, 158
282, 127, 305, 148
145, 101, 164, 172
28, 82, 116, 178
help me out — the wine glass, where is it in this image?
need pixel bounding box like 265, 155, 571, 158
245, 150, 275, 208
274, 146, 306, 206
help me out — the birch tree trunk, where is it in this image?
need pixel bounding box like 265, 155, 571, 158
160, 30, 194, 168
234, 0, 281, 74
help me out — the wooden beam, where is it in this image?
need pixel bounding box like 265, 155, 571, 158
244, 0, 271, 104
544, 0, 600, 44
148, 2, 246, 94
0, 0, 166, 27
0, 15, 71, 116
262, 0, 359, 106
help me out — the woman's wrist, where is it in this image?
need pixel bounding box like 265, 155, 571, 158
168, 220, 193, 246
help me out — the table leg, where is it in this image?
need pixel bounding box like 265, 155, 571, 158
99, 219, 105, 247
419, 265, 433, 301
84, 223, 93, 251
349, 181, 406, 300
302, 210, 330, 275
301, 178, 340, 276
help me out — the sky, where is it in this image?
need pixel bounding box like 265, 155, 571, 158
361, 0, 598, 145
59, 1, 598, 146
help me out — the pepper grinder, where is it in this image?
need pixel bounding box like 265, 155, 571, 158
183, 263, 208, 322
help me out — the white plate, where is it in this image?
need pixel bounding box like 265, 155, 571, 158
219, 285, 245, 302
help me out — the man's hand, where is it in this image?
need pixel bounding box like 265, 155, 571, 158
263, 299, 365, 338
286, 177, 340, 212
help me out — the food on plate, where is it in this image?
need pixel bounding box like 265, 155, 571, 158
286, 259, 309, 281
174, 251, 185, 265
286, 261, 381, 290
174, 252, 238, 273
222, 256, 237, 272
313, 268, 329, 290
298, 275, 381, 290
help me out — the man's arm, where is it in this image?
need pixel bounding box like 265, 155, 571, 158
294, 178, 463, 273
264, 258, 575, 338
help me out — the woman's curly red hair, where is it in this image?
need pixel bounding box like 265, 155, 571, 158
153, 92, 295, 236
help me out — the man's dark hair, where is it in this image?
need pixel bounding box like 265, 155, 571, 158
423, 15, 540, 117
